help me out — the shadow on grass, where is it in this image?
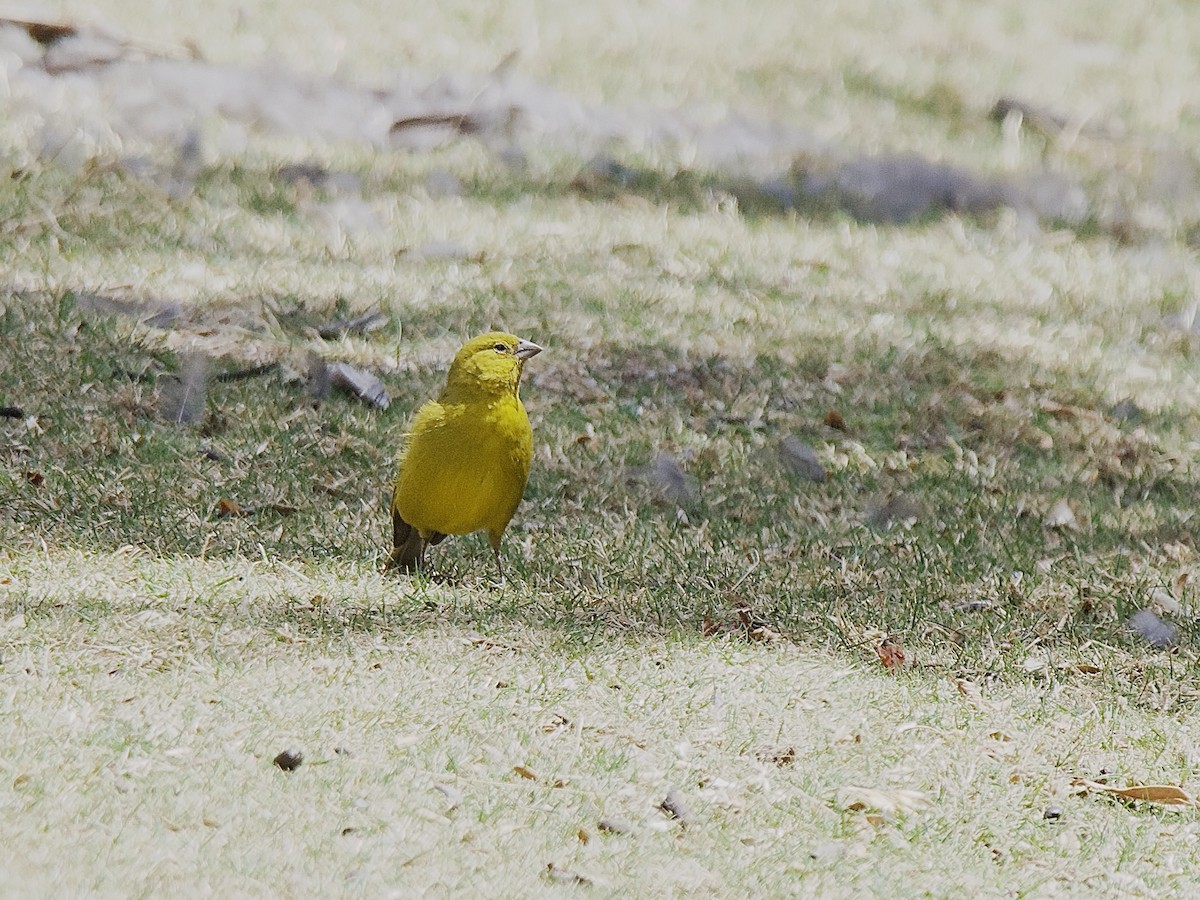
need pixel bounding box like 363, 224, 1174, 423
3, 289, 1197, 690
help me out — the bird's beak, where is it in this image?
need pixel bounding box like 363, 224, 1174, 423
515, 339, 543, 361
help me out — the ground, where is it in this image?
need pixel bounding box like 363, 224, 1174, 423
4, 0, 1200, 896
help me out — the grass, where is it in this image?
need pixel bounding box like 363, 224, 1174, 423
5, 0, 1200, 894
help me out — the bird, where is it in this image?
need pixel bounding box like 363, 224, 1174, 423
388, 332, 543, 577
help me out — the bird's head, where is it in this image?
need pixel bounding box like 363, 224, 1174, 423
444, 331, 543, 399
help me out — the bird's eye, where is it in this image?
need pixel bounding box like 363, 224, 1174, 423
493, 342, 509, 353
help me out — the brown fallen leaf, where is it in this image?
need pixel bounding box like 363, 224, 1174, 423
513, 765, 538, 781
390, 112, 485, 136
0, 16, 79, 46
464, 634, 518, 652
747, 624, 784, 643
735, 607, 783, 643
1071, 778, 1198, 808
215, 498, 243, 517
701, 617, 725, 637
824, 409, 847, 431
756, 746, 797, 767
273, 748, 303, 772
540, 714, 572, 734
875, 638, 907, 670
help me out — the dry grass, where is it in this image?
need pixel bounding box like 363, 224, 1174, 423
5, 0, 1200, 895
7, 551, 1200, 896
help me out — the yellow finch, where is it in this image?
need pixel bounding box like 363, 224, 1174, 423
388, 332, 543, 576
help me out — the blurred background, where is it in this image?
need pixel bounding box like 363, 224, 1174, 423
6, 0, 1200, 238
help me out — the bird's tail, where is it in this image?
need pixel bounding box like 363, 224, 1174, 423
388, 510, 424, 572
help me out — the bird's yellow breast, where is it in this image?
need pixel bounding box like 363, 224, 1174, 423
393, 393, 533, 539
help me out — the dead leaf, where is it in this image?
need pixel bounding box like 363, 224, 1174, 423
273, 748, 303, 771
748, 624, 783, 643
875, 638, 907, 670
1071, 778, 1198, 808
733, 607, 783, 643
756, 746, 797, 767
327, 362, 390, 410
779, 436, 826, 482
824, 409, 847, 431
0, 16, 78, 46
573, 422, 598, 447
540, 714, 572, 734
513, 765, 538, 781
659, 787, 692, 827
23, 470, 44, 487
390, 112, 485, 137
215, 498, 243, 517
464, 634, 518, 652
630, 451, 697, 509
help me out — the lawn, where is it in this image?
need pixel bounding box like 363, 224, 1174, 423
4, 0, 1200, 895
